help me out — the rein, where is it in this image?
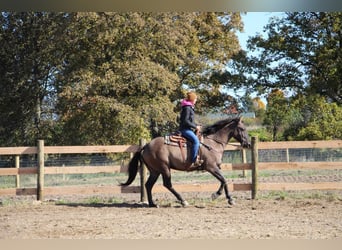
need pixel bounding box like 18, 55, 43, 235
205, 135, 227, 146
204, 122, 233, 146
202, 136, 241, 154
201, 122, 236, 152
202, 134, 229, 153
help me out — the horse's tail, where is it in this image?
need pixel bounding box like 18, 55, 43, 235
120, 149, 142, 186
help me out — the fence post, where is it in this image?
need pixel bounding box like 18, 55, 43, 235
251, 136, 258, 199
241, 149, 247, 178
37, 140, 45, 201
15, 155, 20, 188
139, 138, 147, 203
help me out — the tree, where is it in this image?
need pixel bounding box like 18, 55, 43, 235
284, 95, 342, 140
0, 12, 70, 146
252, 96, 266, 121
56, 13, 186, 144
263, 89, 290, 141
245, 12, 342, 104
0, 12, 243, 146
57, 12, 243, 145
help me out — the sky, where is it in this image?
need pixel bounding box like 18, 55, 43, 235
233, 12, 286, 104
238, 12, 285, 51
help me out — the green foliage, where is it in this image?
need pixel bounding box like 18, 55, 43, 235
263, 91, 342, 141
224, 12, 341, 141
263, 89, 290, 141
2, 12, 340, 145
248, 127, 273, 142
245, 12, 342, 104
0, 12, 243, 146
284, 95, 342, 140
0, 12, 71, 146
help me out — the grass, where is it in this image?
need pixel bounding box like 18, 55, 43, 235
257, 190, 342, 202
0, 172, 128, 188
54, 195, 125, 206
1, 168, 340, 188
0, 170, 246, 189
258, 169, 341, 178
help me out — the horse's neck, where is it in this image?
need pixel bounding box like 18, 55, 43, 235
218, 126, 232, 141
204, 127, 231, 146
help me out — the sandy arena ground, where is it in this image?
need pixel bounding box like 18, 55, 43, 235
1, 190, 341, 239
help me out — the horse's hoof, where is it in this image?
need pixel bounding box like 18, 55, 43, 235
211, 192, 220, 200
181, 200, 189, 207
149, 203, 159, 208
228, 198, 235, 206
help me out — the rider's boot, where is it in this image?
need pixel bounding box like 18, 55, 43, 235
186, 156, 204, 171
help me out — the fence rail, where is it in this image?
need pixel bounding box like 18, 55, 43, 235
0, 138, 341, 201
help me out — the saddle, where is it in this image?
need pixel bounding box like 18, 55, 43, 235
164, 132, 188, 147
164, 131, 202, 164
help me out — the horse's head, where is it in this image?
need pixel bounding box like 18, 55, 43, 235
231, 117, 251, 148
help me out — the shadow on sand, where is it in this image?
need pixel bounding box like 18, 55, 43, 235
55, 201, 151, 208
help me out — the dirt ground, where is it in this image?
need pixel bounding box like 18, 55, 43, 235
1, 190, 341, 239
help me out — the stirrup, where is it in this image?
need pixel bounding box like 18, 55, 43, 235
186, 158, 203, 170
193, 158, 204, 167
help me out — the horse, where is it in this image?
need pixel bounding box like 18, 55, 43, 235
120, 117, 250, 207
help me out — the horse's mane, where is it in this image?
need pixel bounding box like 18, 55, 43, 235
202, 117, 239, 136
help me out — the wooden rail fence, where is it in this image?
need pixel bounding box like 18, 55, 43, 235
0, 138, 341, 201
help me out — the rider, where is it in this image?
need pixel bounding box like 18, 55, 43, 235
179, 91, 203, 168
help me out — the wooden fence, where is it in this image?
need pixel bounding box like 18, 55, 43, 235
0, 138, 341, 202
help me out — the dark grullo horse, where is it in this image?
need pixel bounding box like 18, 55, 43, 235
121, 117, 250, 207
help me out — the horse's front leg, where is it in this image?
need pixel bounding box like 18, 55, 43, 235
208, 166, 235, 206
211, 181, 224, 200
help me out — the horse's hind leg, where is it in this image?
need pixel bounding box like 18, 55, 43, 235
145, 172, 160, 207
162, 173, 189, 207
